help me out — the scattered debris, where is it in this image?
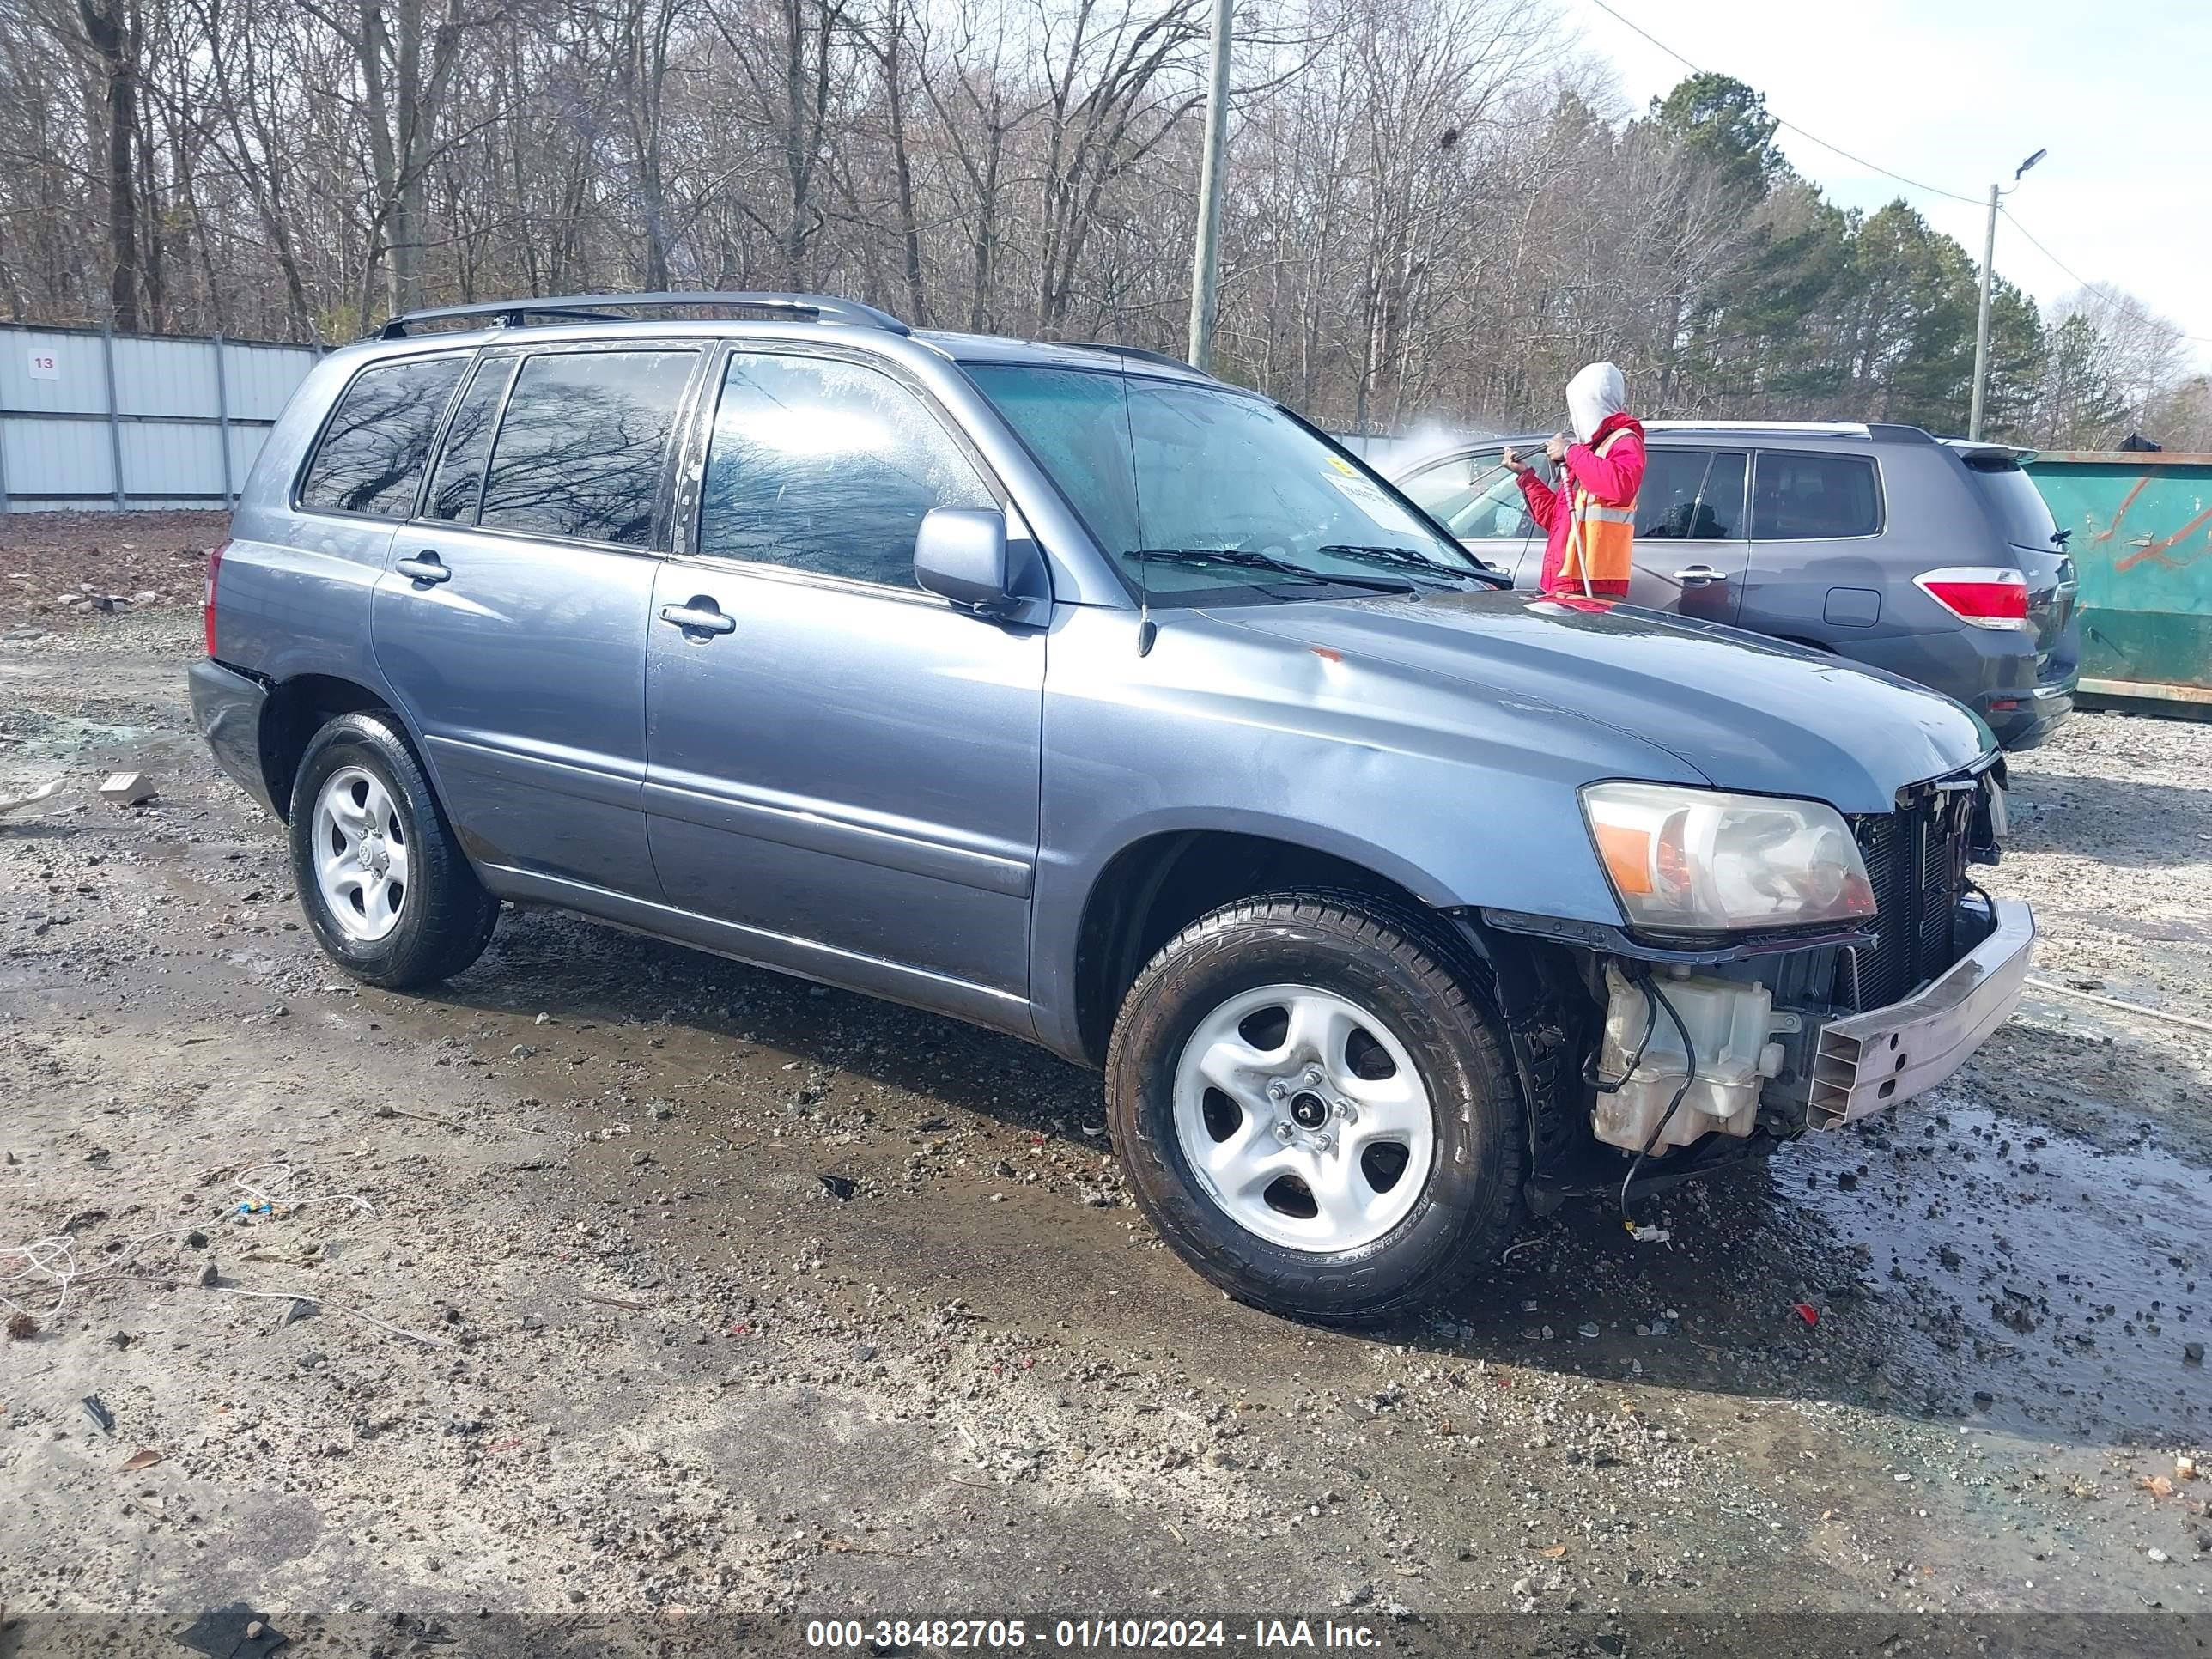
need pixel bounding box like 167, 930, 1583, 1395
1, 1236, 81, 1324
819, 1174, 859, 1200
80, 1395, 114, 1434
1628, 1224, 1671, 1245
0, 777, 67, 816
3, 1311, 36, 1340
120, 1449, 161, 1472
1792, 1303, 1820, 1328
233, 1160, 374, 1221
96, 771, 156, 806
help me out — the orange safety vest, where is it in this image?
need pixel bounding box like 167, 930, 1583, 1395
1558, 428, 1637, 594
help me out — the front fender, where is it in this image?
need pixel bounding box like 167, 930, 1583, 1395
1027, 605, 1687, 1058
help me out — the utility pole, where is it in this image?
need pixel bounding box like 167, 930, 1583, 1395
1968, 148, 2045, 441
1186, 0, 1233, 374
1968, 184, 1999, 442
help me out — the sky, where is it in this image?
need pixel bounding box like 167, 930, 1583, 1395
1559, 0, 2212, 371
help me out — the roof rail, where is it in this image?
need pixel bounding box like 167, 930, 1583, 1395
1069, 342, 1198, 374
375, 291, 910, 340
1644, 419, 1872, 439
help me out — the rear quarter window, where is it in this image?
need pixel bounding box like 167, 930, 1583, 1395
297, 355, 470, 519
1751, 452, 1882, 540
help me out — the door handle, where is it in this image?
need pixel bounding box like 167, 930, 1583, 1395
394, 551, 451, 585
659, 598, 736, 637
1674, 565, 1727, 586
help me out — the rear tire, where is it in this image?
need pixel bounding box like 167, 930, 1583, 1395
1105, 889, 1523, 1323
289, 711, 498, 988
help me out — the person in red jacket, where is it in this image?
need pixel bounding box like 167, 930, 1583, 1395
1503, 362, 1646, 599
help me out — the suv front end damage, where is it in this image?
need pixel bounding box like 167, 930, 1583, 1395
1480, 762, 2032, 1199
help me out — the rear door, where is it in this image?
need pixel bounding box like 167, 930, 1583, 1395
371, 341, 705, 898
641, 345, 1045, 1018
1629, 445, 1751, 623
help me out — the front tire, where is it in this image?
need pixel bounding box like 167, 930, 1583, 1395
1105, 890, 1524, 1323
288, 711, 498, 988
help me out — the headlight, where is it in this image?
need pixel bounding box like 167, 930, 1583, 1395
1581, 781, 1875, 933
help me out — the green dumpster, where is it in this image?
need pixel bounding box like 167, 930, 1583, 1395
2025, 451, 2212, 711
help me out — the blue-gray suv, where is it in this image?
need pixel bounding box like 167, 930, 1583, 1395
191, 293, 2033, 1322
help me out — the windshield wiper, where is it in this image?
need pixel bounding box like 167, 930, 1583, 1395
1127, 548, 1417, 595
1317, 544, 1506, 588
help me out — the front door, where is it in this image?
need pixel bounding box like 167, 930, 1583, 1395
643, 347, 1045, 1021
1627, 446, 1752, 625
371, 343, 704, 896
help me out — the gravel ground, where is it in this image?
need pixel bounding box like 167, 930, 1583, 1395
2, 565, 2209, 1653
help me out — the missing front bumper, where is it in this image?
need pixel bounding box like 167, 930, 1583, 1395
1806, 897, 2034, 1129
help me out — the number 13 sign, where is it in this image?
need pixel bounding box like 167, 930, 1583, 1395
27, 349, 59, 380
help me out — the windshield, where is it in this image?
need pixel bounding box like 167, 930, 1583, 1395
966, 363, 1484, 601
1400, 448, 1541, 540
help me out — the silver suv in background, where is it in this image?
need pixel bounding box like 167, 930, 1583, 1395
1395, 421, 2080, 750
191, 295, 2033, 1323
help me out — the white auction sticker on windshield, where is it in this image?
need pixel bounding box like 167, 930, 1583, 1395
1322, 455, 1425, 537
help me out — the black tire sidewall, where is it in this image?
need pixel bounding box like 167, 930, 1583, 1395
288, 715, 453, 981
1109, 902, 1519, 1320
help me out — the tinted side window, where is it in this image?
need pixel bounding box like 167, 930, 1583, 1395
1698, 452, 1747, 538
424, 356, 517, 524
298, 356, 468, 518
1753, 452, 1882, 540
478, 349, 698, 547
1635, 448, 1715, 539
698, 353, 993, 586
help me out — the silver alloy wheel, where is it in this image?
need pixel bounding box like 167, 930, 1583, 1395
1171, 983, 1437, 1253
312, 764, 410, 942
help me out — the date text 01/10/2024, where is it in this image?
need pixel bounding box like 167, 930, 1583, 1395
800, 1618, 1381, 1649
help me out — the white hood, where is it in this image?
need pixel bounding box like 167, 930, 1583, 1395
1566, 361, 1627, 442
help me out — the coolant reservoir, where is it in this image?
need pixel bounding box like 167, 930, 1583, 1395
1591, 964, 1778, 1154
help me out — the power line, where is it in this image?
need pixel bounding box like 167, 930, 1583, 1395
1582, 0, 1988, 207
2001, 206, 2212, 344
1998, 207, 2095, 290
1582, 0, 2212, 352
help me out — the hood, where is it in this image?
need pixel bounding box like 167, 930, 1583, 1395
1210, 591, 1994, 814
1567, 362, 1627, 442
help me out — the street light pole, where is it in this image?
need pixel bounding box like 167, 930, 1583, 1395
1186, 0, 1233, 374
1968, 148, 2045, 442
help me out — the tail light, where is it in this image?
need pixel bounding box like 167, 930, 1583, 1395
204, 540, 229, 658
1914, 566, 2029, 630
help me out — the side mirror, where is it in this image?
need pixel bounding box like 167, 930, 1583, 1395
915, 507, 1018, 614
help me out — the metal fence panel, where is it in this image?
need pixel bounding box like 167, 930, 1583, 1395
223, 341, 316, 421
0, 322, 319, 514
1, 328, 110, 416
4, 411, 113, 499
